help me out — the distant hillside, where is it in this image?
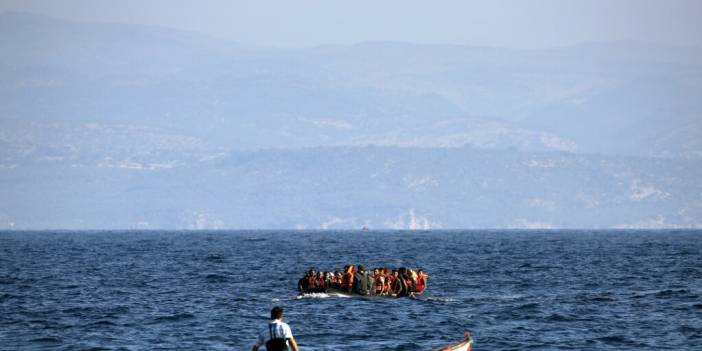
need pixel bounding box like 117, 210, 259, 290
2, 146, 700, 229
2, 12, 702, 229
1, 12, 701, 157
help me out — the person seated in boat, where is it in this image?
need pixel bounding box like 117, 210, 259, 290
382, 268, 390, 294
415, 269, 428, 295
397, 267, 413, 297
340, 265, 354, 292
298, 271, 310, 293
324, 271, 334, 287
389, 270, 400, 296
331, 271, 342, 288
353, 265, 369, 295
314, 271, 327, 293
408, 269, 418, 294
374, 268, 386, 296
383, 267, 393, 296
306, 270, 319, 293
366, 268, 376, 295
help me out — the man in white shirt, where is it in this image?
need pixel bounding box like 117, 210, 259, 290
252, 306, 300, 351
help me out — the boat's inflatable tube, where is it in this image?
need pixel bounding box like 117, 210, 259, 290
300, 287, 405, 298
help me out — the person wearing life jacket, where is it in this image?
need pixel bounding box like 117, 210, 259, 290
374, 268, 386, 296
415, 269, 428, 294
340, 265, 354, 292
408, 269, 418, 294
306, 270, 317, 293
331, 271, 341, 288
315, 272, 327, 293
353, 265, 369, 295
381, 268, 392, 295
407, 269, 417, 294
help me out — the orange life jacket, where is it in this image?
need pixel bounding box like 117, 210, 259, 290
374, 274, 385, 293
416, 273, 427, 293
341, 268, 354, 290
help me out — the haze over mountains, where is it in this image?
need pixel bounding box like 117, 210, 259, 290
1, 12, 701, 229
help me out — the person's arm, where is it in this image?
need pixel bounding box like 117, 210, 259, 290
284, 324, 298, 351
251, 346, 258, 351
288, 336, 299, 351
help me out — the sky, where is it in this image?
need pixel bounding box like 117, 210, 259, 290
1, 0, 701, 49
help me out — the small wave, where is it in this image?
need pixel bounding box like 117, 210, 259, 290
514, 302, 540, 311
590, 295, 615, 302
205, 254, 225, 261
655, 288, 691, 298
62, 306, 95, 315
544, 313, 575, 322
0, 293, 21, 302
0, 275, 16, 285
632, 288, 694, 299
107, 306, 130, 315
462, 293, 525, 305
89, 320, 117, 326
597, 335, 635, 346
30, 336, 62, 343
497, 293, 524, 300
420, 296, 456, 303
204, 273, 230, 282
394, 341, 422, 350
153, 313, 196, 322
679, 325, 702, 339
243, 238, 267, 242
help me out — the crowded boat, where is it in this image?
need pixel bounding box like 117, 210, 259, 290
297, 265, 428, 297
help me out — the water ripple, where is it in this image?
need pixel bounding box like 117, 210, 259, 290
1, 230, 701, 350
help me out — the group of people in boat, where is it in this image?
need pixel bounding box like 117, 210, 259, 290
298, 265, 428, 297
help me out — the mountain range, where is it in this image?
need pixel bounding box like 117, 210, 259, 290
1, 12, 701, 229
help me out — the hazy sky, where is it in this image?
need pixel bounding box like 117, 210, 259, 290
1, 0, 701, 48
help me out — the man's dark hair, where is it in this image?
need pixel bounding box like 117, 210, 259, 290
271, 306, 284, 320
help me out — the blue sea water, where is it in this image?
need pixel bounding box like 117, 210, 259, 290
1, 230, 701, 350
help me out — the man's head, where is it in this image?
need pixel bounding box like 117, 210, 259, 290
271, 306, 284, 320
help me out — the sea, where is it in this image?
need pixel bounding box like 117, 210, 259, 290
1, 230, 701, 350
